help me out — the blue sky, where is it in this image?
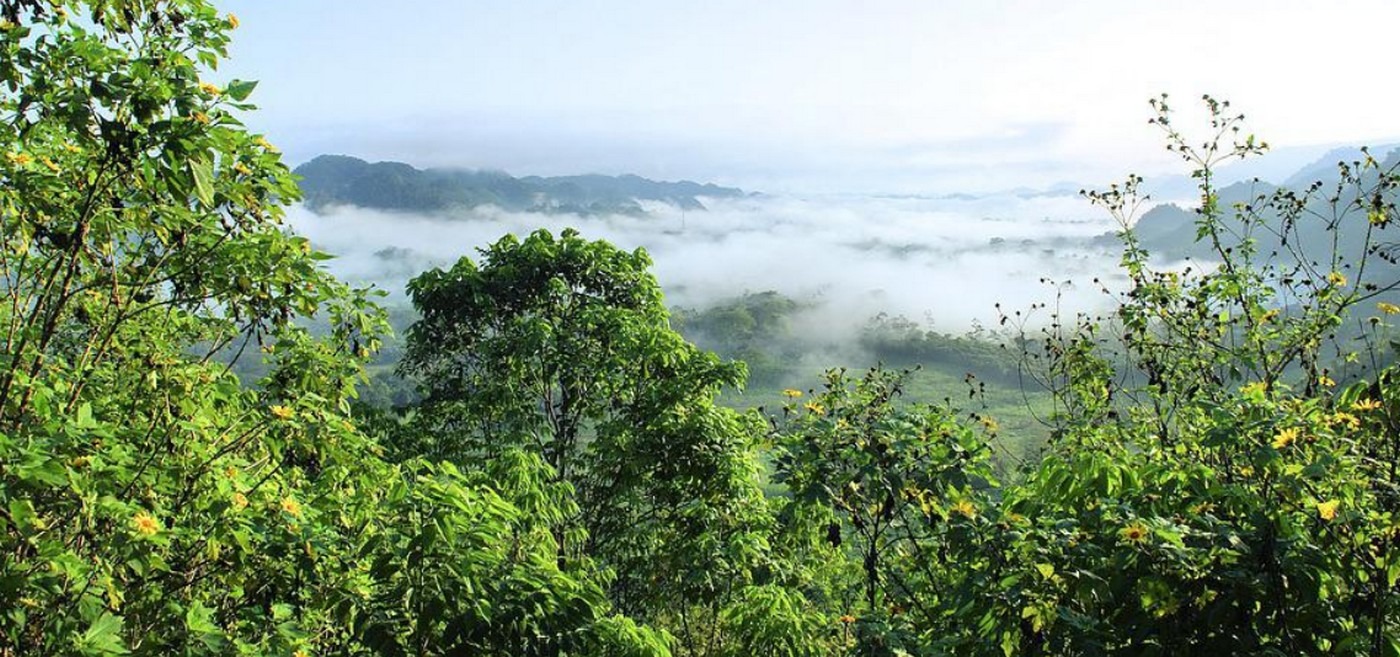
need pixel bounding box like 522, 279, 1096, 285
215, 1, 1400, 194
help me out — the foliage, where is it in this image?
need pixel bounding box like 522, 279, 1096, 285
970, 95, 1400, 655
770, 367, 998, 655
859, 313, 1021, 385
672, 291, 806, 387
397, 228, 773, 654
0, 3, 666, 655
9, 2, 1400, 652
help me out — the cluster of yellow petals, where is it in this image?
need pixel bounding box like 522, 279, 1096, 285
1352, 398, 1384, 412
1119, 522, 1149, 543
191, 111, 210, 125
132, 511, 159, 536
781, 388, 803, 398
1317, 500, 1340, 521
270, 405, 295, 420
1318, 374, 1337, 388
227, 13, 239, 29
1378, 302, 1400, 315
6, 152, 32, 166
280, 497, 302, 517
1271, 427, 1299, 449
1329, 412, 1361, 430
232, 492, 248, 510
950, 500, 977, 519
1327, 271, 1348, 287
199, 82, 221, 96
803, 401, 826, 415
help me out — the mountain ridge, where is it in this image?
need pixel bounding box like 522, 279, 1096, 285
293, 154, 748, 216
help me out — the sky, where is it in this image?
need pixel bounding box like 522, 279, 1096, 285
215, 1, 1400, 195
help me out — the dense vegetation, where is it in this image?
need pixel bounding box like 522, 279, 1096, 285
6, 2, 1400, 655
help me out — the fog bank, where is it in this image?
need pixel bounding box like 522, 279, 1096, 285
289, 192, 1127, 334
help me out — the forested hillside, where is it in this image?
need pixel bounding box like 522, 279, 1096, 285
295, 154, 747, 216
6, 3, 1400, 656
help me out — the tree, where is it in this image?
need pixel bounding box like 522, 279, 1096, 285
399, 228, 774, 651
968, 95, 1400, 655
772, 367, 997, 655
0, 3, 668, 654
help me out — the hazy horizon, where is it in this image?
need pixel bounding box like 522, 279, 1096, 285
217, 1, 1400, 196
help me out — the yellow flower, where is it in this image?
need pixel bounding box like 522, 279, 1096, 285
1352, 398, 1384, 412
233, 163, 252, 176
199, 81, 221, 96
1327, 271, 1348, 287
40, 156, 59, 173
1238, 465, 1255, 477
224, 466, 238, 479
227, 13, 240, 29
1239, 381, 1267, 397
280, 497, 302, 517
979, 416, 999, 433
781, 388, 803, 398
951, 500, 977, 519
1330, 412, 1361, 430
132, 511, 160, 536
1258, 308, 1280, 323
255, 136, 279, 152
191, 111, 210, 125
803, 401, 825, 415
1271, 427, 1299, 449
270, 405, 294, 420
1318, 374, 1336, 388
1317, 499, 1340, 521
1371, 210, 1390, 227
1379, 302, 1400, 315
232, 492, 248, 510
1119, 522, 1149, 543
838, 614, 856, 625
6, 152, 32, 166
64, 143, 81, 153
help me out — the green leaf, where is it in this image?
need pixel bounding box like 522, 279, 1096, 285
225, 79, 258, 101
74, 612, 130, 655
190, 157, 214, 209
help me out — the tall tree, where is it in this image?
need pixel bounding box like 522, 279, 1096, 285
400, 229, 773, 643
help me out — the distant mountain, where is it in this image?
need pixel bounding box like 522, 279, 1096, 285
1128, 145, 1400, 281
293, 155, 747, 216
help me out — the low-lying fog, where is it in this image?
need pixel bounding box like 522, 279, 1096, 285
289, 192, 1129, 335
